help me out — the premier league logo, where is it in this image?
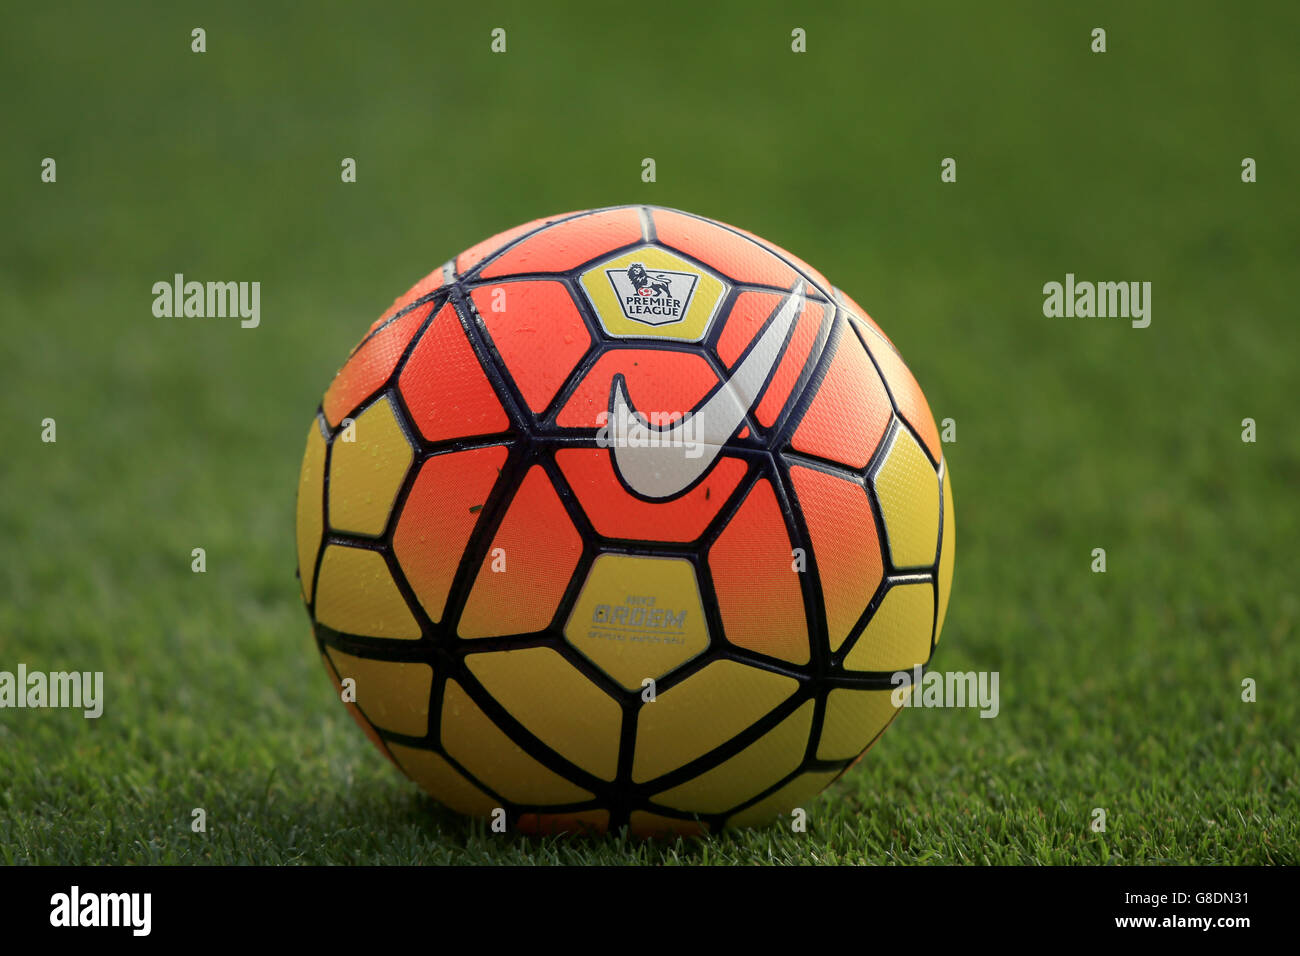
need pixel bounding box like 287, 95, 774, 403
605, 262, 700, 326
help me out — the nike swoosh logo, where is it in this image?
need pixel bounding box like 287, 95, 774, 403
608, 280, 806, 499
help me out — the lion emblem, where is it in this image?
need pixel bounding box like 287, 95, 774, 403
627, 263, 673, 297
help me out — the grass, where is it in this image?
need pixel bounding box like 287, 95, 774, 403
0, 0, 1296, 864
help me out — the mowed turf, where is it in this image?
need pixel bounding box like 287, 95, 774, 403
1, 1, 1296, 864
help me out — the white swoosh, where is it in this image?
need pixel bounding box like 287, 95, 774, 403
609, 280, 806, 499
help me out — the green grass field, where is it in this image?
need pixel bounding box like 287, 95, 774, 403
2, 1, 1297, 864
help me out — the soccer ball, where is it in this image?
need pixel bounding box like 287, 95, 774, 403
294, 206, 955, 835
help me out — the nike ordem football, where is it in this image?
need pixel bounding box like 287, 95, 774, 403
294, 205, 955, 836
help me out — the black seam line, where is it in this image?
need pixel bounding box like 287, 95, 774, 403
407, 435, 515, 463
304, 408, 331, 615
456, 207, 605, 283
317, 640, 406, 771
431, 747, 515, 812
766, 447, 829, 684
863, 415, 944, 578
378, 702, 516, 811
839, 299, 905, 360
340, 288, 445, 362
768, 306, 847, 454
717, 761, 832, 823
931, 458, 948, 658
315, 625, 428, 662
765, 298, 837, 443
803, 691, 830, 773
865, 422, 904, 576
886, 571, 936, 585
471, 234, 651, 288
434, 443, 531, 643
426, 289, 540, 642
709, 747, 864, 826
322, 292, 446, 438
779, 448, 867, 485
532, 279, 622, 426
693, 455, 765, 557
424, 670, 446, 763
321, 532, 386, 551
451, 669, 616, 798
319, 619, 919, 690
763, 333, 839, 779
862, 420, 903, 579
928, 575, 940, 661
457, 272, 602, 426
376, 385, 442, 555
652, 204, 841, 304
380, 534, 438, 644
463, 270, 820, 302
448, 287, 531, 433
832, 576, 936, 673
851, 318, 944, 472
631, 688, 813, 794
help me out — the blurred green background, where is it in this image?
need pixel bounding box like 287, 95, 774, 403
1, 1, 1296, 863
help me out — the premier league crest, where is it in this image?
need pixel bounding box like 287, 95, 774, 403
605, 262, 700, 326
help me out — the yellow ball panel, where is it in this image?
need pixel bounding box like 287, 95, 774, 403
564, 553, 710, 691
842, 583, 934, 672
314, 545, 421, 639
653, 700, 814, 814
872, 427, 940, 569
295, 419, 327, 602
440, 680, 592, 806
323, 646, 432, 737
936, 463, 956, 644
387, 743, 499, 817
817, 686, 903, 760
725, 767, 843, 828
327, 396, 412, 537
467, 647, 622, 781
632, 660, 797, 782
